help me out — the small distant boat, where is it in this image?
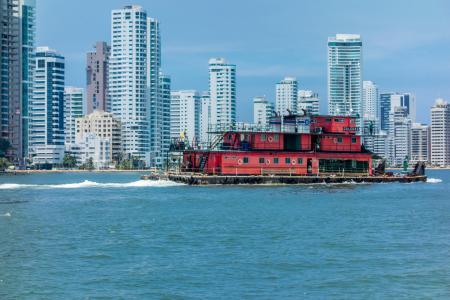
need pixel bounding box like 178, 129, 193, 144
140, 172, 168, 181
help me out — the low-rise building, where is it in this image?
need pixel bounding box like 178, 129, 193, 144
75, 110, 121, 160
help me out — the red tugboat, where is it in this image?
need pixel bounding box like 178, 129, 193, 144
165, 113, 426, 185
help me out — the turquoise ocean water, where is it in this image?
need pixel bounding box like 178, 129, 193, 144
0, 171, 449, 299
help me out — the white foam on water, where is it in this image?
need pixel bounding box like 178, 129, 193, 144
0, 179, 184, 189
426, 178, 442, 183
1, 212, 11, 217
0, 183, 24, 189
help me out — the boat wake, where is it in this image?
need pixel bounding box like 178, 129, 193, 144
0, 212, 11, 217
0, 180, 184, 190
426, 178, 442, 183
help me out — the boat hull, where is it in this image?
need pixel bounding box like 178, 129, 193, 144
167, 174, 427, 185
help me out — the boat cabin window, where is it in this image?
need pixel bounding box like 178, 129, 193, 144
273, 134, 279, 141
261, 134, 267, 141
297, 158, 303, 165
259, 157, 265, 164
325, 118, 332, 122
227, 134, 232, 141
337, 137, 343, 143
273, 158, 279, 164
285, 158, 291, 164
243, 157, 249, 164
351, 137, 357, 143
334, 118, 344, 123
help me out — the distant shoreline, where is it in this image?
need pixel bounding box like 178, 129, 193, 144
1, 169, 151, 174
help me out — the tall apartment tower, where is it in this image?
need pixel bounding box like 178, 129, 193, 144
0, 0, 36, 163
298, 90, 319, 116
170, 90, 200, 144
29, 47, 65, 165
64, 87, 85, 146
199, 92, 211, 146
86, 41, 110, 113
410, 123, 430, 165
362, 81, 379, 124
157, 73, 171, 166
387, 106, 411, 166
253, 96, 273, 126
379, 93, 392, 132
208, 58, 236, 128
430, 98, 450, 167
276, 77, 297, 115
109, 5, 164, 166
328, 34, 362, 121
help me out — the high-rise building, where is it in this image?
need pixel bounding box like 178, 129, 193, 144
170, 90, 200, 144
199, 92, 211, 146
379, 93, 392, 131
28, 47, 65, 165
410, 123, 430, 165
157, 73, 171, 166
253, 96, 273, 126
430, 98, 450, 167
297, 90, 319, 115
86, 41, 110, 113
276, 77, 297, 115
362, 81, 379, 124
328, 34, 362, 121
0, 0, 36, 163
75, 110, 121, 161
109, 5, 165, 167
387, 106, 411, 166
208, 58, 236, 128
64, 87, 85, 147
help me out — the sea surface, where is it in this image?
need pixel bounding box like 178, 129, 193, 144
0, 171, 449, 299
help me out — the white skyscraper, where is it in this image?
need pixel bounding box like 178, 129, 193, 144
430, 98, 450, 167
29, 47, 65, 165
328, 34, 362, 121
199, 92, 211, 146
276, 77, 297, 115
64, 87, 85, 147
253, 96, 273, 126
208, 58, 236, 128
387, 107, 411, 166
109, 5, 166, 167
170, 90, 200, 144
362, 81, 379, 123
410, 123, 430, 165
297, 90, 319, 115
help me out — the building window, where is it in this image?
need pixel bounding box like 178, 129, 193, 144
273, 158, 279, 164
243, 157, 249, 164
297, 158, 303, 164
259, 157, 265, 164
285, 157, 291, 164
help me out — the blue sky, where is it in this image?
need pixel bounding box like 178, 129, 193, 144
37, 0, 450, 123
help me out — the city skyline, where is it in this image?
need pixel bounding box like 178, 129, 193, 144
36, 0, 450, 124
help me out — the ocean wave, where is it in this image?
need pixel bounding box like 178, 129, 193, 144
0, 180, 184, 190
426, 178, 442, 183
